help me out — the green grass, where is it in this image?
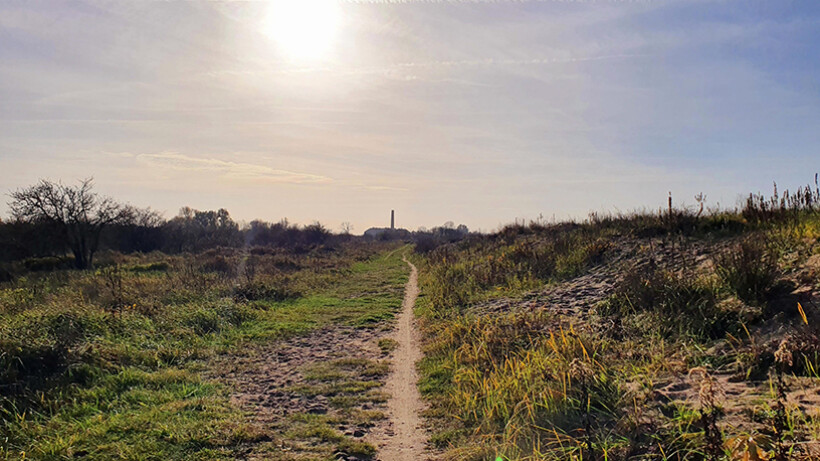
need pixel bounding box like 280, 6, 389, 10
234, 253, 407, 341
1, 244, 409, 460
4, 368, 257, 460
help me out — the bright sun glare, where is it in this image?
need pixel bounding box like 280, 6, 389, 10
265, 0, 342, 60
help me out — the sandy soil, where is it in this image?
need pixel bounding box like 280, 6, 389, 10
214, 256, 433, 460
368, 258, 431, 461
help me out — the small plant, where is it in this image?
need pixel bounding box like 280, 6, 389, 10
200, 254, 234, 276
127, 261, 169, 273
232, 275, 299, 302
742, 177, 820, 225
98, 264, 126, 313
378, 338, 399, 354
569, 358, 596, 460
22, 256, 73, 272
724, 434, 772, 461
771, 339, 794, 461
689, 367, 724, 461
715, 237, 779, 306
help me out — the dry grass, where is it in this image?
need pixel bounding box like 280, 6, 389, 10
415, 200, 820, 460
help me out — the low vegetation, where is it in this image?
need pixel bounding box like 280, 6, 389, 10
4, 176, 820, 460
414, 179, 820, 460
0, 241, 408, 459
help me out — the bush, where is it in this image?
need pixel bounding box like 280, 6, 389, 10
22, 256, 73, 272
200, 254, 234, 276
127, 261, 170, 273
714, 237, 779, 305
413, 235, 440, 254
0, 265, 14, 283
232, 278, 300, 302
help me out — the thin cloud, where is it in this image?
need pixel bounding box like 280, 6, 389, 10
204, 53, 648, 78
342, 0, 655, 3
354, 184, 409, 192
390, 54, 648, 69
136, 152, 332, 185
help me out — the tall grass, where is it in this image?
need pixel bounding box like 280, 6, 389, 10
415, 187, 820, 460
600, 265, 738, 340
742, 177, 820, 225
714, 237, 780, 306
420, 311, 622, 459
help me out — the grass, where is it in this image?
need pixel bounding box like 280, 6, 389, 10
414, 200, 820, 460
600, 264, 739, 340
714, 237, 780, 306
3, 369, 256, 460
378, 338, 399, 354
1, 242, 409, 460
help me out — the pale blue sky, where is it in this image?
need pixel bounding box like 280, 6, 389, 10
1, 0, 819, 232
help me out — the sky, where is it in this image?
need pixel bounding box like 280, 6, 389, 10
1, 0, 819, 233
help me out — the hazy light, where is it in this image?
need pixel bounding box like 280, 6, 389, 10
265, 0, 341, 60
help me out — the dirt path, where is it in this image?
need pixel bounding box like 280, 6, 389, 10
370, 257, 428, 460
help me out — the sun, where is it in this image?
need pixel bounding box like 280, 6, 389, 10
265, 0, 342, 60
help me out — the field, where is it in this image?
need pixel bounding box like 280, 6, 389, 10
1, 243, 409, 460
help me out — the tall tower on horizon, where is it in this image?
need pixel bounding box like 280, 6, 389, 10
391, 210, 395, 230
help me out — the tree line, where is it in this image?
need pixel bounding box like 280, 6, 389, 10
1, 179, 339, 269
1, 179, 473, 271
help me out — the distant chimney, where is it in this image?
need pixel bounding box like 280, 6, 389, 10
391, 210, 395, 229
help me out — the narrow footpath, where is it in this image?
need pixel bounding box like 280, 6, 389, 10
370, 257, 428, 461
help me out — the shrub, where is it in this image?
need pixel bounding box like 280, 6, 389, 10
413, 235, 440, 254
232, 278, 300, 302
22, 256, 73, 272
714, 237, 779, 305
0, 265, 14, 283
127, 261, 170, 273
200, 254, 234, 276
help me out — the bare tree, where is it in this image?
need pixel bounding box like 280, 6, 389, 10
340, 221, 353, 235
9, 179, 134, 269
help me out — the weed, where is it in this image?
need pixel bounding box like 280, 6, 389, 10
715, 237, 780, 306
772, 340, 794, 461
689, 367, 724, 460
378, 338, 399, 354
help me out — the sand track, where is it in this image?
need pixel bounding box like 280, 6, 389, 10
369, 258, 429, 460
